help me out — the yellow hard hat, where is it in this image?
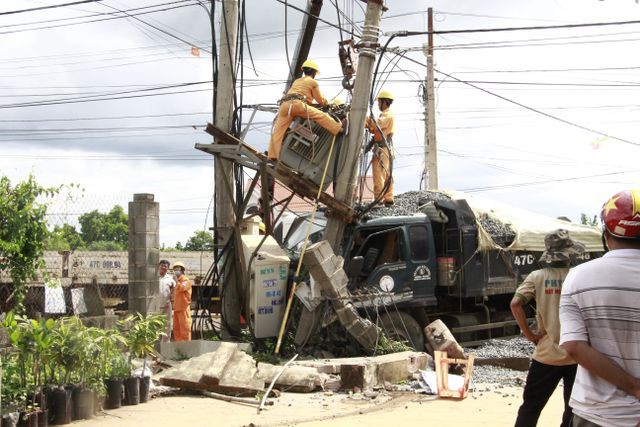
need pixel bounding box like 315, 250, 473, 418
332, 98, 345, 106
376, 90, 394, 101
259, 222, 266, 232
301, 59, 320, 72
172, 261, 185, 270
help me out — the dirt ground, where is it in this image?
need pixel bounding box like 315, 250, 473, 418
73, 383, 566, 427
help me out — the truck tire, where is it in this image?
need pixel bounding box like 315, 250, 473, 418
378, 311, 425, 352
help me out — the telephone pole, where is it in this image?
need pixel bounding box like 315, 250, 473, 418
422, 7, 438, 190
323, 0, 384, 251
214, 0, 240, 336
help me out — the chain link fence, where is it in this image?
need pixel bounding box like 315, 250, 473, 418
1, 191, 214, 319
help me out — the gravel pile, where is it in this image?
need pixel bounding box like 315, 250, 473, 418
472, 365, 527, 388
477, 213, 516, 247
362, 190, 451, 218
467, 337, 534, 359
361, 190, 516, 246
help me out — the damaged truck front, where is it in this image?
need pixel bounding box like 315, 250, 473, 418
287, 191, 604, 350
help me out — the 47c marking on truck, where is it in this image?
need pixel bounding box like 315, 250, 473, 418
513, 254, 535, 266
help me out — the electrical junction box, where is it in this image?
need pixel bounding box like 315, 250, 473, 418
241, 235, 290, 338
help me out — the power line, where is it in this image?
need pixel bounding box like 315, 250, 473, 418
433, 19, 640, 35
399, 54, 640, 148
0, 0, 103, 16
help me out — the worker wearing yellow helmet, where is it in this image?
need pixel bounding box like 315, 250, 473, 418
366, 89, 396, 206
267, 59, 342, 160
171, 261, 192, 341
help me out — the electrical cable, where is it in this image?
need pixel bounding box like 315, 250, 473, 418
0, 0, 103, 16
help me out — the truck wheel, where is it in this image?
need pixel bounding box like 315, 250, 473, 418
378, 311, 425, 351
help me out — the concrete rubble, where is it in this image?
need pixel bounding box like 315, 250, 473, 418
158, 341, 433, 396
159, 342, 330, 396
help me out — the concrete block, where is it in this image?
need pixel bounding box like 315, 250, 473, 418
304, 241, 335, 266
424, 319, 464, 359
159, 340, 252, 360
201, 342, 239, 386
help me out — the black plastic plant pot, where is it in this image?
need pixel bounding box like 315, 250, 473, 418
37, 409, 48, 427
124, 377, 140, 406
71, 388, 94, 420
17, 410, 38, 427
50, 387, 72, 425
104, 379, 123, 409
139, 376, 151, 403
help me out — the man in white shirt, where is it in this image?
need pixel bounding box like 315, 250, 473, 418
158, 259, 175, 342
560, 189, 640, 427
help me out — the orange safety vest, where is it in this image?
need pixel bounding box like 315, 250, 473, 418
173, 275, 192, 312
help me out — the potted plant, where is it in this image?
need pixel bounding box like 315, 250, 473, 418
103, 353, 128, 409
120, 313, 166, 404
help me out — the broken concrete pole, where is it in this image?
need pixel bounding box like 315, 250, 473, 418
256, 363, 328, 392
159, 342, 264, 396
424, 319, 465, 359
217, 350, 265, 395
158, 352, 218, 390
303, 241, 379, 353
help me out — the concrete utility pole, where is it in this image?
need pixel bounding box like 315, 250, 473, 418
128, 193, 160, 315
323, 0, 385, 251
214, 0, 240, 336
423, 7, 438, 190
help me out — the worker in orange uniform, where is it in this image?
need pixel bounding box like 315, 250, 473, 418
171, 262, 192, 341
366, 90, 395, 206
267, 59, 343, 160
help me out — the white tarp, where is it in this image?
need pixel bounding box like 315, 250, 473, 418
444, 190, 603, 252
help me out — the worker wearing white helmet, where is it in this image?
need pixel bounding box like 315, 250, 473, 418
366, 89, 396, 206
267, 59, 342, 160
171, 261, 192, 341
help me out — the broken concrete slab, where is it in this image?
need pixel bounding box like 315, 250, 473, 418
160, 339, 252, 360
294, 351, 431, 390
256, 363, 328, 393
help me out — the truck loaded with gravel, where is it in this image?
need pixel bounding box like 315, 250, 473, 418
284, 190, 604, 350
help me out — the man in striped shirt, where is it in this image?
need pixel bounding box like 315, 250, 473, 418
560, 189, 640, 427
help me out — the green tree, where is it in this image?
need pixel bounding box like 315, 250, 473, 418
0, 175, 58, 309
46, 224, 84, 251
78, 205, 128, 249
580, 213, 598, 227
184, 230, 214, 251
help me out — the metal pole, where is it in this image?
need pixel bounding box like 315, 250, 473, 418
215, 0, 240, 336
323, 0, 384, 251
423, 7, 438, 190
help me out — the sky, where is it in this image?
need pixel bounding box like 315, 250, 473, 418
1, 0, 639, 246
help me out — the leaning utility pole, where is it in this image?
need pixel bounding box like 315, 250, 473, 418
285, 0, 323, 91
214, 0, 240, 336
323, 0, 384, 251
422, 7, 438, 190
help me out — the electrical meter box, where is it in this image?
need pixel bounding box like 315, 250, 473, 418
241, 235, 290, 338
